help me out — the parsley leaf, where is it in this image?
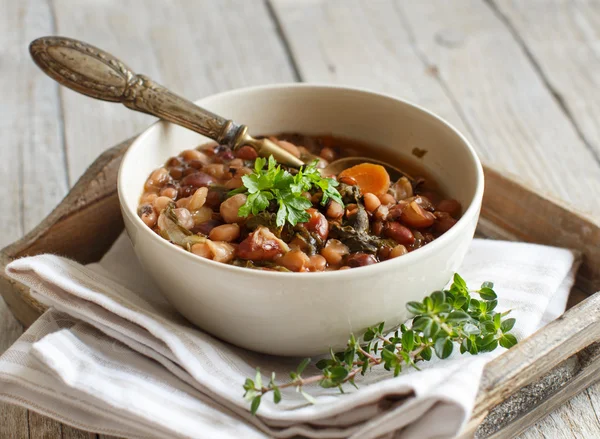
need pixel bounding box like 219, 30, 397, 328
229, 155, 344, 226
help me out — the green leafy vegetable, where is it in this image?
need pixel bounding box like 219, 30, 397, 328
243, 274, 517, 414
230, 156, 343, 227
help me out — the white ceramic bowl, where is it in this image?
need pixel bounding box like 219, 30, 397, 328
118, 84, 484, 356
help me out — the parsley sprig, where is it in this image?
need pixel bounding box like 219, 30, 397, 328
243, 274, 517, 414
231, 156, 343, 227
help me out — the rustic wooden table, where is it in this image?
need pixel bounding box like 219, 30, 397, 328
2, 0, 600, 437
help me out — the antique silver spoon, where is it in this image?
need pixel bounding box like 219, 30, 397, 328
29, 36, 406, 180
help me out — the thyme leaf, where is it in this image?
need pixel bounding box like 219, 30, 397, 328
243, 274, 517, 414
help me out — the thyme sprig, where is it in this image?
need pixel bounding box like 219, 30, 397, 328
243, 274, 517, 415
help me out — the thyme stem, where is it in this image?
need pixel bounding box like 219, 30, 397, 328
243, 274, 518, 415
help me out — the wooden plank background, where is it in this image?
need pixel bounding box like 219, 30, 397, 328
1, 0, 599, 437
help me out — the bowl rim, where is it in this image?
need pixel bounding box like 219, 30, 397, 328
118, 83, 484, 278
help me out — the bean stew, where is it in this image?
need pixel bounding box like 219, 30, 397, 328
138, 135, 462, 272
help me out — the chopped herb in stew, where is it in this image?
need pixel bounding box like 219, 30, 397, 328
138, 135, 462, 272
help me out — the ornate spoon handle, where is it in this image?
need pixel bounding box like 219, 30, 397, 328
29, 37, 256, 151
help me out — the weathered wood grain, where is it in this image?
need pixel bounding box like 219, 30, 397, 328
492, 0, 600, 160
270, 0, 600, 218
0, 399, 28, 439
29, 411, 63, 439
0, 0, 68, 243
268, 0, 470, 137
0, 0, 69, 436
515, 392, 600, 439
61, 424, 97, 439
51, 0, 296, 183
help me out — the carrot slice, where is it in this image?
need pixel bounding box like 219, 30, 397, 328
338, 163, 390, 195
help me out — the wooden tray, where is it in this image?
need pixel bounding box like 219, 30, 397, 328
1, 137, 600, 438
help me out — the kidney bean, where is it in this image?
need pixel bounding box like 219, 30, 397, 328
434, 212, 458, 234
372, 220, 384, 236
400, 201, 436, 228
182, 167, 198, 177
326, 201, 344, 219
363, 193, 381, 212
169, 167, 183, 179
304, 208, 329, 240
236, 145, 258, 160
205, 188, 224, 209
378, 246, 391, 260
180, 172, 215, 188
238, 227, 289, 261
384, 222, 415, 246
436, 199, 462, 218
346, 253, 377, 267
178, 186, 195, 198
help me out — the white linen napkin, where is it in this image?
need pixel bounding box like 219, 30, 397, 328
0, 234, 580, 439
